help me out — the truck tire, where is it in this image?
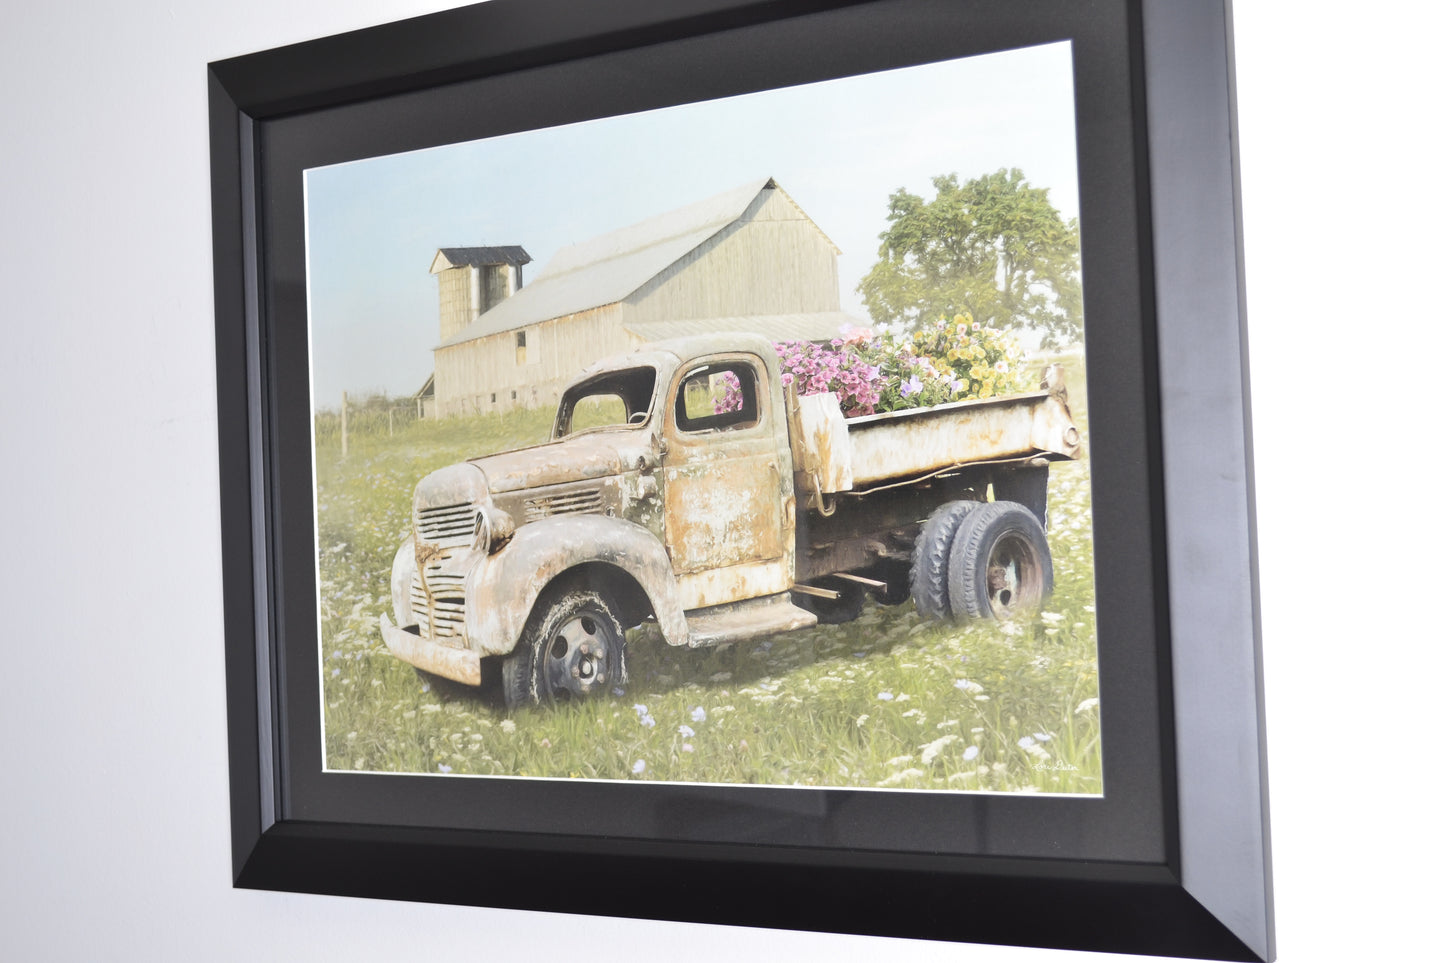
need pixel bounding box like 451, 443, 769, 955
503, 584, 626, 708
909, 500, 978, 620
946, 501, 1053, 620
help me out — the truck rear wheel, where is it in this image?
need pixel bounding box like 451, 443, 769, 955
946, 501, 1053, 620
503, 584, 626, 708
910, 500, 978, 620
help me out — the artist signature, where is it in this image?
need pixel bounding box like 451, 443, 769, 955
1032, 763, 1079, 772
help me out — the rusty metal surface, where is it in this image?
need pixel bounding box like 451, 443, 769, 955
470, 435, 655, 493
379, 613, 482, 686
657, 348, 796, 610
674, 559, 792, 611
844, 390, 1080, 487
466, 514, 689, 657
684, 592, 817, 647
788, 391, 853, 499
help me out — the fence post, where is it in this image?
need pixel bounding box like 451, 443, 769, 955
341, 391, 348, 457
388, 407, 394, 436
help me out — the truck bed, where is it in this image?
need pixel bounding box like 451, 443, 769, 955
789, 387, 1081, 494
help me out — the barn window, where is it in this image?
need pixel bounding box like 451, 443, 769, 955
511, 390, 517, 400
675, 361, 761, 433
490, 393, 496, 403
515, 330, 527, 365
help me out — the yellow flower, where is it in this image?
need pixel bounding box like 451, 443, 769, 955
970, 366, 985, 380
980, 384, 994, 399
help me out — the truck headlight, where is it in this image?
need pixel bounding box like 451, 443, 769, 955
474, 504, 515, 554
472, 510, 490, 554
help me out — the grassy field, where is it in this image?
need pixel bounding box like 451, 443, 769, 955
315, 369, 1100, 793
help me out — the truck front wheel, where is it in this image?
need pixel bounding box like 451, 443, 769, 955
503, 584, 626, 708
946, 501, 1053, 620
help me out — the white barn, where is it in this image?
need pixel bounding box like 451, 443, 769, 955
430, 178, 862, 416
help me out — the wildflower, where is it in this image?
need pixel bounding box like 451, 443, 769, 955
1018, 736, 1036, 748
953, 679, 984, 693
962, 745, 980, 761
855, 714, 870, 727
920, 734, 959, 765
437, 764, 452, 774
640, 713, 656, 728
1075, 698, 1100, 714
1032, 732, 1052, 743
681, 743, 694, 753
877, 691, 895, 701
880, 768, 927, 787
900, 375, 923, 398
691, 706, 707, 723
678, 725, 695, 738
632, 760, 646, 775
611, 687, 625, 697
540, 738, 551, 749
331, 668, 340, 678
633, 704, 648, 718
420, 683, 430, 694
500, 719, 516, 734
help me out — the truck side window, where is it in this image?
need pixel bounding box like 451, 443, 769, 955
675, 362, 760, 433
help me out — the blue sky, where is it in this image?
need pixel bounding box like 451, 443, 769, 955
304, 40, 1079, 407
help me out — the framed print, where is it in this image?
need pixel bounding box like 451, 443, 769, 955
210, 0, 1273, 959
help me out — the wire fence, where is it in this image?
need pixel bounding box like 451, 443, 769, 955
314, 392, 426, 452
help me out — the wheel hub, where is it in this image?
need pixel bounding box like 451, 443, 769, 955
543, 613, 609, 700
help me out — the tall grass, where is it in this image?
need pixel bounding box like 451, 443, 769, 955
315, 370, 1100, 794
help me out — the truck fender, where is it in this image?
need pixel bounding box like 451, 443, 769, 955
466, 514, 688, 657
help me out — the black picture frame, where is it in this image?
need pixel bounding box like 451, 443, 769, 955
209, 0, 1272, 959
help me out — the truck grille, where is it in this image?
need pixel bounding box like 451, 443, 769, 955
417, 503, 477, 545
412, 567, 466, 640
524, 488, 603, 522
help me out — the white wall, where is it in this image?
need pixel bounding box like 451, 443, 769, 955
1, 1, 1439, 960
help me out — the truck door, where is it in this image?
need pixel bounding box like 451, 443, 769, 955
662, 354, 792, 608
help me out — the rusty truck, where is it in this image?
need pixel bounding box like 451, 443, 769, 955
380, 333, 1082, 707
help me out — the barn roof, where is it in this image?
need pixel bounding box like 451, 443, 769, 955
430, 246, 532, 274
623, 312, 865, 345
438, 177, 839, 348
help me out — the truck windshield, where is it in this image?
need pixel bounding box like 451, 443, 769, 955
554, 366, 657, 438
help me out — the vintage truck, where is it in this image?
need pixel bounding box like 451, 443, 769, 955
380, 333, 1081, 707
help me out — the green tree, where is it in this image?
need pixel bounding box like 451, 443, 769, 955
857, 169, 1082, 347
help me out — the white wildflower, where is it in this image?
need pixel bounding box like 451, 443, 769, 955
920, 734, 959, 765
962, 745, 980, 762
880, 768, 928, 787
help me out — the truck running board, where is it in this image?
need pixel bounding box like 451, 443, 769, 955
685, 593, 819, 647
